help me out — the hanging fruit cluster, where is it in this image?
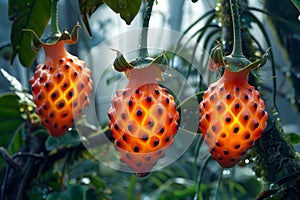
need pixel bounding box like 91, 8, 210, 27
108, 53, 179, 177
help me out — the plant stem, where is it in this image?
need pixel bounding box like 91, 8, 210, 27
229, 0, 244, 57
49, 0, 60, 36
139, 0, 155, 58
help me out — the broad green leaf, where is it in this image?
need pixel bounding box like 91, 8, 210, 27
79, 0, 104, 37
286, 132, 300, 144
8, 0, 51, 67
46, 185, 86, 200
0, 93, 23, 144
104, 0, 142, 25
45, 130, 81, 151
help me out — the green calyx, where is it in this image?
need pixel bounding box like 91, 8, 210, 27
23, 23, 81, 51
112, 50, 168, 76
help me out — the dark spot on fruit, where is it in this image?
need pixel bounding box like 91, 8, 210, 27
159, 128, 164, 133
211, 86, 215, 91
114, 101, 117, 107
65, 65, 69, 69
134, 146, 139, 152
146, 156, 151, 161
42, 65, 47, 69
142, 134, 148, 141
74, 72, 78, 77
128, 125, 132, 131
226, 94, 231, 100
136, 161, 141, 166
249, 89, 252, 92
49, 113, 54, 118
81, 83, 85, 89
158, 108, 163, 115
147, 96, 152, 102
235, 144, 240, 149
37, 94, 41, 100
165, 136, 170, 142
148, 121, 154, 127
45, 83, 49, 88
254, 103, 258, 109
205, 114, 209, 120
210, 148, 215, 152
59, 59, 64, 63
57, 73, 61, 79
169, 117, 173, 124
166, 98, 170, 104
53, 123, 58, 128
230, 158, 236, 162
218, 157, 223, 160
254, 122, 259, 129
62, 113, 68, 117
58, 101, 64, 108
126, 153, 131, 159
137, 110, 143, 116
68, 91, 73, 97
121, 113, 126, 119
235, 103, 240, 109
234, 127, 239, 133
114, 124, 119, 130
226, 117, 231, 123
235, 87, 240, 92
241, 151, 246, 156
157, 149, 163, 155
212, 125, 217, 132
244, 95, 249, 100
154, 139, 159, 147
155, 89, 160, 95
79, 66, 82, 70
128, 100, 133, 107
262, 110, 265, 116
203, 103, 206, 108
244, 115, 249, 121
257, 94, 261, 99
49, 67, 53, 71
122, 135, 127, 141
73, 102, 78, 107
51, 92, 57, 99
122, 91, 126, 95
210, 95, 214, 101
220, 87, 224, 91
249, 140, 254, 146
215, 142, 221, 147
63, 83, 68, 88
62, 125, 67, 129
224, 150, 229, 155
107, 113, 111, 119
39, 76, 44, 82
116, 141, 121, 147
135, 89, 139, 94
45, 119, 49, 124
69, 58, 73, 62
245, 133, 251, 139
217, 105, 222, 111
221, 133, 226, 138
42, 104, 47, 110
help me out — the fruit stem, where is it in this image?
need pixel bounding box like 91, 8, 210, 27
50, 0, 61, 36
139, 0, 155, 58
229, 0, 244, 58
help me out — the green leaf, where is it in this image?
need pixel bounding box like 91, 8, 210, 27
291, 0, 300, 13
0, 93, 23, 137
46, 185, 86, 200
104, 0, 142, 25
45, 130, 81, 151
8, 0, 51, 67
286, 133, 300, 144
79, 0, 104, 37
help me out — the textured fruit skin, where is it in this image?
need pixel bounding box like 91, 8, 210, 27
30, 41, 93, 137
199, 68, 268, 168
108, 67, 179, 176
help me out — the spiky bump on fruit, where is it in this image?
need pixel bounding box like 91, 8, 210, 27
199, 68, 268, 168
108, 64, 179, 177
30, 41, 93, 137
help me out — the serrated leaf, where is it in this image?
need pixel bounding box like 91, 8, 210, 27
8, 0, 51, 67
45, 130, 81, 151
286, 133, 300, 144
79, 0, 104, 37
104, 0, 142, 25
